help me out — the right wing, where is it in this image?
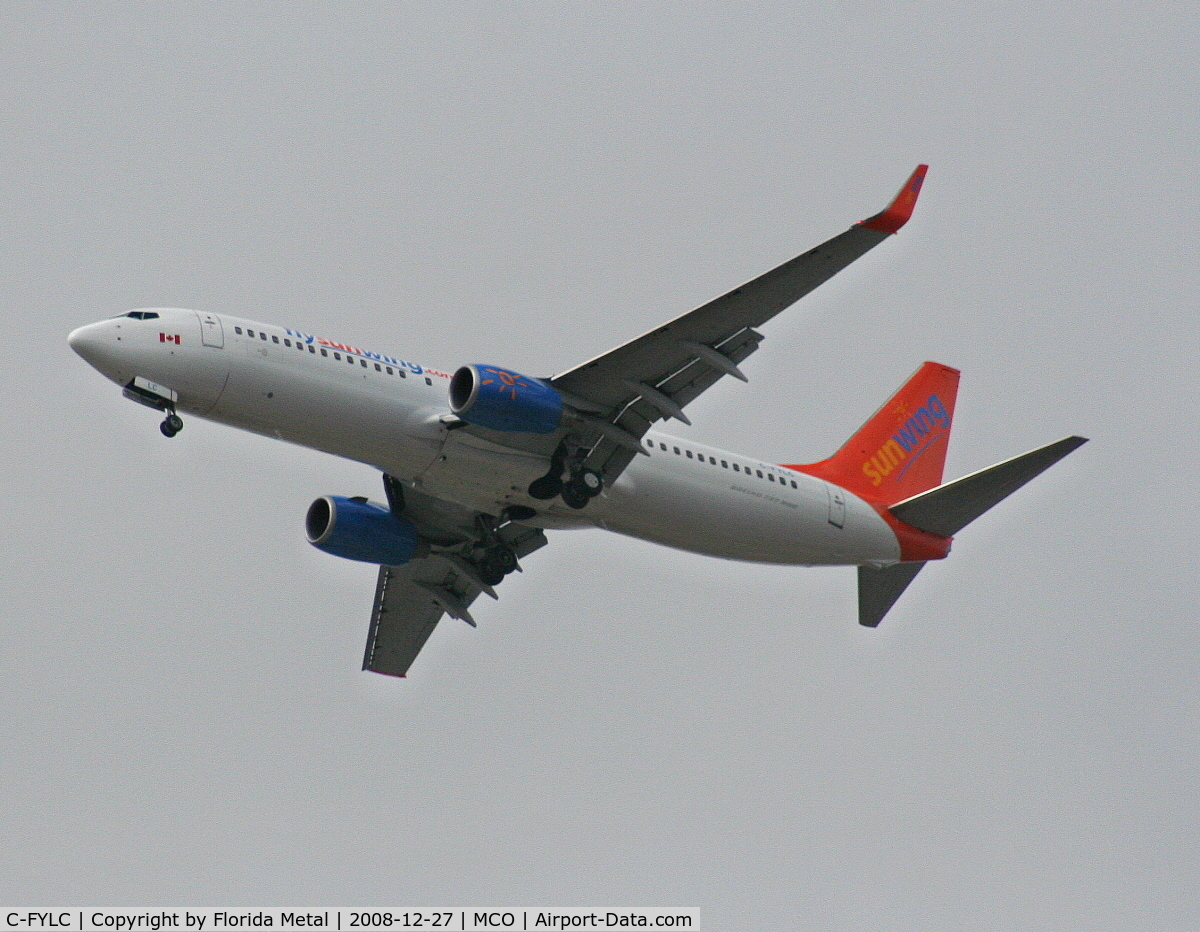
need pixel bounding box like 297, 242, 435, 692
548, 165, 929, 487
437, 167, 929, 500
362, 509, 547, 677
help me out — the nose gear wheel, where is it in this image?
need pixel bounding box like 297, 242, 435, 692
160, 412, 183, 438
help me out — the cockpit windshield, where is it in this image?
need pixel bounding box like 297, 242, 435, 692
123, 311, 161, 320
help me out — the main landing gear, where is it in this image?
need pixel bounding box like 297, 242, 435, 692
159, 411, 183, 438
380, 473, 527, 590
471, 512, 523, 586
476, 544, 518, 586
560, 469, 602, 509
527, 445, 604, 510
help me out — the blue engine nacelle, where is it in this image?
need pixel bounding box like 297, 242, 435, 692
449, 364, 564, 433
305, 495, 420, 566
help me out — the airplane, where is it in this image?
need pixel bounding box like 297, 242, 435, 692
68, 166, 1086, 677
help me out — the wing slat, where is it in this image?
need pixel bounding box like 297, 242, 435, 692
550, 222, 893, 409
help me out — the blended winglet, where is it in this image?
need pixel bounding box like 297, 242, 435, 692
857, 164, 928, 234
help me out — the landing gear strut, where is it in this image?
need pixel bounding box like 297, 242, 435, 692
159, 412, 183, 438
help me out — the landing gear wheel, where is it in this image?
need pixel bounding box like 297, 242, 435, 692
528, 475, 563, 500
160, 413, 183, 437
479, 547, 517, 585
561, 480, 591, 510
578, 468, 604, 497
478, 560, 506, 587
491, 546, 518, 575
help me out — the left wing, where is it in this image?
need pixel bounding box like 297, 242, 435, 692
549, 165, 929, 486
362, 562, 447, 676
362, 479, 548, 677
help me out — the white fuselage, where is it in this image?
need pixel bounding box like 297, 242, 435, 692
68, 308, 901, 567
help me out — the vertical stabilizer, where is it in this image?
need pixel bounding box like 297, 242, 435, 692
786, 362, 960, 505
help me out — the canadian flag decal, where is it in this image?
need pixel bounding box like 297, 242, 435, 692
159, 333, 181, 344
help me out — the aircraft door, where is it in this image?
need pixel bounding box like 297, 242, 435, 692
826, 484, 846, 529
197, 311, 224, 348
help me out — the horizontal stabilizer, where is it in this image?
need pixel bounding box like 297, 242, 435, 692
890, 436, 1088, 537
858, 562, 926, 627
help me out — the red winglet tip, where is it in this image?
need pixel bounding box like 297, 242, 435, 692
857, 164, 928, 234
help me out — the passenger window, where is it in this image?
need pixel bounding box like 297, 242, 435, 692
296, 342, 304, 351
348, 356, 355, 364
732, 463, 740, 472
790, 480, 798, 488
425, 377, 432, 386
673, 447, 680, 455
709, 456, 717, 464
768, 474, 775, 482
247, 329, 255, 337
686, 450, 693, 459
235, 327, 243, 335
308, 345, 315, 353
284, 339, 291, 347
756, 470, 763, 478
320, 348, 328, 357
334, 353, 341, 361
399, 370, 406, 378
272, 335, 279, 343
659, 442, 667, 451
385, 366, 392, 374
260, 332, 267, 341
721, 460, 728, 468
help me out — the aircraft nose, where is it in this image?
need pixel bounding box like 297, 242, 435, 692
68, 319, 130, 383
68, 321, 105, 363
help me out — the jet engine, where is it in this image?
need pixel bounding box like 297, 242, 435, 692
305, 495, 420, 566
449, 364, 563, 433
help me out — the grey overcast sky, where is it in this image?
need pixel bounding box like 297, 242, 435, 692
3, 3, 1198, 928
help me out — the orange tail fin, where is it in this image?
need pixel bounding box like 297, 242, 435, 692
785, 362, 960, 505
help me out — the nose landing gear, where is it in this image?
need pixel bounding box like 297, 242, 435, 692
159, 412, 183, 438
